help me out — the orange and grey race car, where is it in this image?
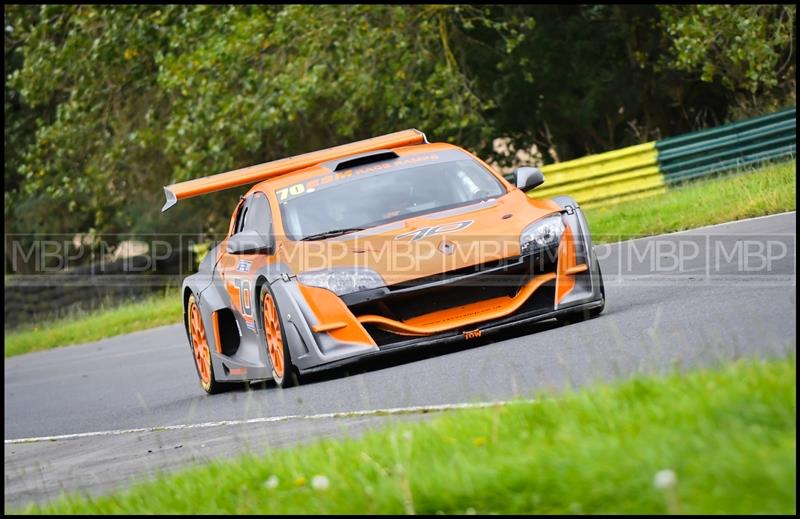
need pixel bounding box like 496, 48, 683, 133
162, 130, 605, 393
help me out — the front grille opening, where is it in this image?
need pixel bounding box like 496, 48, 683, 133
354, 265, 529, 322
396, 283, 518, 321
516, 278, 556, 315
351, 252, 561, 347
389, 256, 517, 290
361, 278, 558, 348
351, 252, 558, 322
362, 324, 421, 347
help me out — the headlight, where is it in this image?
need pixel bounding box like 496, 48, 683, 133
520, 215, 565, 253
297, 268, 386, 296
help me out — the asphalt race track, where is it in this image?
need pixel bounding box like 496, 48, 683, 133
4, 212, 796, 507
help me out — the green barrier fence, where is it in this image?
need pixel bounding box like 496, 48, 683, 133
528, 106, 796, 208
656, 107, 796, 184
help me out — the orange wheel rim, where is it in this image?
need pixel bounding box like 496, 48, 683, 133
189, 302, 211, 385
262, 293, 284, 378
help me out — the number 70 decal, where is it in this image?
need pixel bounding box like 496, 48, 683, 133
233, 278, 253, 317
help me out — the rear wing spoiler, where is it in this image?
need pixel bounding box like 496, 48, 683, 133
161, 129, 428, 211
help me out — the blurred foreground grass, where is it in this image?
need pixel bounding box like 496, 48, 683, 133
19, 357, 796, 514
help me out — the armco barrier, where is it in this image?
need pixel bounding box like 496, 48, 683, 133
528, 107, 796, 208
656, 107, 796, 184
536, 141, 663, 208
4, 248, 192, 329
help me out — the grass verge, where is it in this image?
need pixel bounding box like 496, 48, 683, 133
585, 159, 796, 243
19, 357, 796, 514
4, 291, 182, 357
4, 159, 795, 357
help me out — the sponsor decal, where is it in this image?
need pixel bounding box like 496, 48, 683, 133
237, 260, 252, 272
229, 278, 258, 335
395, 220, 474, 241
275, 153, 441, 202
463, 329, 482, 340
244, 316, 256, 332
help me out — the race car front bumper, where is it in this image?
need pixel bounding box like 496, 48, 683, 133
299, 297, 604, 375
284, 205, 604, 376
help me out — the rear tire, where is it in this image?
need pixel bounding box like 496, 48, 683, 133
260, 284, 301, 388
187, 294, 224, 394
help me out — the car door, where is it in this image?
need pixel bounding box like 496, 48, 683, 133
217, 192, 274, 340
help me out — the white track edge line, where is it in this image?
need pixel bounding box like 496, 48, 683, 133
4, 399, 530, 445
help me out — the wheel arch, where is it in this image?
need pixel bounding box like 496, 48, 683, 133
254, 274, 270, 335
182, 284, 198, 345
550, 194, 604, 305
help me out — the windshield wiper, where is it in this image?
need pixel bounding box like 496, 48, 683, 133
300, 227, 366, 241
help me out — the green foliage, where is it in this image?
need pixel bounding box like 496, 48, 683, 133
18, 357, 797, 513
156, 5, 492, 185
5, 5, 526, 235
4, 5, 796, 237
659, 5, 796, 104
4, 5, 43, 229
6, 5, 174, 234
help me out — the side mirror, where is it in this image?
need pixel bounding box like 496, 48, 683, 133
514, 166, 545, 191
227, 229, 275, 255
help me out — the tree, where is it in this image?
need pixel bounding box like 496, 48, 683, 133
6, 5, 522, 235
658, 4, 796, 119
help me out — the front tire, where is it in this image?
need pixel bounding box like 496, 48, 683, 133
187, 294, 224, 394
260, 284, 300, 388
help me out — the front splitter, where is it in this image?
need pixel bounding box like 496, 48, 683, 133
299, 298, 604, 375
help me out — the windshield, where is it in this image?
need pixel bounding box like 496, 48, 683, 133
277, 153, 506, 241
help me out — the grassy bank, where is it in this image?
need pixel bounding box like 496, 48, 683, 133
20, 357, 796, 514
4, 159, 795, 357
586, 159, 796, 243
4, 291, 182, 357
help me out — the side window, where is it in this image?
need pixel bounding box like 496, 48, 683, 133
242, 192, 272, 236
238, 206, 250, 233
232, 198, 249, 236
